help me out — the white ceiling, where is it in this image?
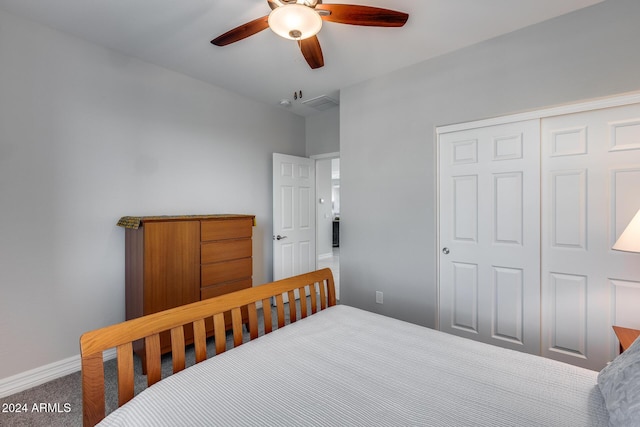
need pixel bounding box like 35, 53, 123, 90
0, 0, 603, 116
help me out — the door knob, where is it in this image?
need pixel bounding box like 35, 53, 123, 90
442, 247, 450, 255
274, 235, 288, 241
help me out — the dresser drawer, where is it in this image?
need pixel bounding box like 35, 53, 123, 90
201, 239, 251, 264
201, 278, 252, 300
201, 258, 252, 287
201, 218, 253, 241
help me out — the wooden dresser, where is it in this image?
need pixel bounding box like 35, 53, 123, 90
118, 214, 255, 365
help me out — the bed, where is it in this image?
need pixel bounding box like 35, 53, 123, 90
80, 268, 639, 426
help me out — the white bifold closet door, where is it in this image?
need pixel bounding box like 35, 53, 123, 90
439, 100, 640, 370
541, 103, 640, 371
439, 119, 541, 355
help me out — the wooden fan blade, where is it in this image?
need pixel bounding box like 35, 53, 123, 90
211, 16, 270, 46
316, 4, 408, 27
267, 0, 282, 10
299, 36, 324, 69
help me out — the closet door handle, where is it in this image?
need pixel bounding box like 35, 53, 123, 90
274, 235, 288, 241
442, 247, 450, 255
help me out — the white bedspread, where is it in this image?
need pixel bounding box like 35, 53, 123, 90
99, 305, 608, 426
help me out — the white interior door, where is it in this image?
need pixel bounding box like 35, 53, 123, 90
541, 103, 640, 370
439, 120, 541, 355
273, 153, 316, 282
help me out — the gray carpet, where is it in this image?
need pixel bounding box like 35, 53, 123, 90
0, 302, 301, 427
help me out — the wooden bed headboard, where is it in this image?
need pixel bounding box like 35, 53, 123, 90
80, 268, 336, 427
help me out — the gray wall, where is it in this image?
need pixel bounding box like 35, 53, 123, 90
0, 9, 305, 380
306, 107, 340, 157
340, 0, 640, 327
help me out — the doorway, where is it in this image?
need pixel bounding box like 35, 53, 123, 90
314, 154, 340, 300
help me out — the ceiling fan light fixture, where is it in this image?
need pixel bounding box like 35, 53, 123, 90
268, 4, 322, 41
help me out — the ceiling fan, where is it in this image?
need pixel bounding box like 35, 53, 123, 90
211, 0, 409, 69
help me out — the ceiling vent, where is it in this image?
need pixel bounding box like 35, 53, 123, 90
302, 95, 339, 111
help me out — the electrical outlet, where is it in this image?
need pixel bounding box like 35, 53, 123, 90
376, 291, 383, 304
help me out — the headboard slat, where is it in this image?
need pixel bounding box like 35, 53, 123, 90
145, 334, 162, 387
287, 290, 297, 323
275, 294, 285, 328
299, 286, 308, 319
213, 313, 226, 355
310, 285, 318, 314
231, 307, 243, 347
248, 302, 259, 340
116, 343, 134, 406
170, 326, 186, 373
193, 319, 207, 363
319, 280, 327, 310
262, 298, 273, 334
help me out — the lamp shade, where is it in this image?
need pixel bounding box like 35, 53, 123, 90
613, 208, 640, 253
268, 4, 322, 41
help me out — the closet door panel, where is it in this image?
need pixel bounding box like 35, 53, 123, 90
548, 273, 588, 359
609, 118, 640, 151
453, 175, 478, 242
493, 172, 523, 245
439, 119, 540, 355
550, 170, 587, 249
610, 279, 640, 332
611, 168, 640, 245
452, 262, 479, 333
541, 103, 640, 370
492, 266, 524, 344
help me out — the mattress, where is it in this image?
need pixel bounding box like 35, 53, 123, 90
99, 305, 609, 426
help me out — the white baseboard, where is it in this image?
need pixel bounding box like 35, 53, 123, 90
0, 348, 116, 399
